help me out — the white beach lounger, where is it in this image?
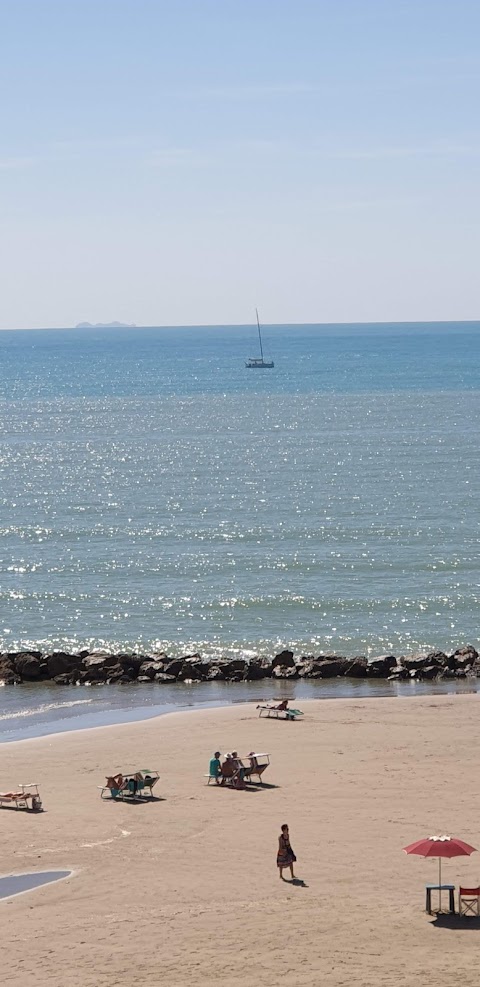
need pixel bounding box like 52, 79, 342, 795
0, 783, 43, 811
257, 704, 304, 721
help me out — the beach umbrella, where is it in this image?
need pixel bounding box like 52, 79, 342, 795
403, 835, 477, 911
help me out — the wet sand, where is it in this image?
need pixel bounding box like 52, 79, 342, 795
1, 694, 479, 986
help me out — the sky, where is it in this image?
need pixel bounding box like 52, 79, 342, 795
1, 0, 479, 328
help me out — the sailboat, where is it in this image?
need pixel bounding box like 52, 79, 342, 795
245, 309, 274, 368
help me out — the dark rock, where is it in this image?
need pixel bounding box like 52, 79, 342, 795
297, 660, 324, 678
0, 657, 15, 675
418, 664, 440, 680
367, 656, 397, 677
272, 665, 298, 679
426, 651, 448, 665
46, 652, 83, 678
344, 658, 368, 678
454, 657, 475, 670
81, 656, 119, 682
228, 670, 245, 682
0, 669, 21, 684
164, 659, 185, 678
14, 654, 43, 680
177, 663, 206, 681
5, 650, 42, 661
388, 667, 409, 680
53, 672, 76, 685
451, 644, 478, 660
105, 664, 125, 682
449, 645, 478, 670
303, 658, 349, 678
181, 657, 212, 677
154, 672, 176, 683
139, 660, 165, 680
206, 666, 225, 681
272, 650, 295, 669
117, 654, 146, 674
402, 654, 445, 671
121, 666, 138, 680
83, 655, 119, 672
244, 659, 272, 681
221, 659, 247, 677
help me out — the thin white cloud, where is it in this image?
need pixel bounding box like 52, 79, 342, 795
314, 194, 427, 212
180, 82, 315, 100
0, 156, 37, 170
318, 143, 480, 160
148, 147, 211, 167
52, 135, 148, 153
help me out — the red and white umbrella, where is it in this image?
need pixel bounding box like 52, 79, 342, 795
403, 835, 477, 909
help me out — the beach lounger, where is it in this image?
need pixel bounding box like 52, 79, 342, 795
257, 704, 304, 721
100, 769, 160, 801
241, 753, 270, 783
0, 783, 43, 811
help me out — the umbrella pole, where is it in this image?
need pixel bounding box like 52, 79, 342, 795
439, 857, 442, 913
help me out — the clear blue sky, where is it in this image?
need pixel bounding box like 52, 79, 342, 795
1, 0, 479, 327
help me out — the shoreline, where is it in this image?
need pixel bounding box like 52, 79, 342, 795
0, 690, 476, 751
1, 692, 480, 986
3, 674, 480, 746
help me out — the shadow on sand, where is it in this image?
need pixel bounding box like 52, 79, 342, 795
109, 795, 166, 806
246, 781, 279, 790
282, 877, 308, 887
431, 914, 480, 930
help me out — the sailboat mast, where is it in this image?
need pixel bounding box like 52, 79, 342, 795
256, 308, 264, 361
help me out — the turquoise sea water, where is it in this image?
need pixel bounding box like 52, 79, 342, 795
0, 322, 479, 663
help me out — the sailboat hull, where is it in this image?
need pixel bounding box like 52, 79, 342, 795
245, 359, 274, 368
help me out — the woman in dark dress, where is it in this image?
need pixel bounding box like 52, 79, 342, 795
277, 823, 297, 880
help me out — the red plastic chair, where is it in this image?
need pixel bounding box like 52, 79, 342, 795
459, 887, 480, 916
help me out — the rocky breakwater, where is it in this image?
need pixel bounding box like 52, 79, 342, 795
0, 645, 478, 686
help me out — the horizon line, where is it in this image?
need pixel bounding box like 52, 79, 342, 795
1, 318, 480, 333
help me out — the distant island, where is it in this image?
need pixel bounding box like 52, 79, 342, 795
75, 321, 137, 329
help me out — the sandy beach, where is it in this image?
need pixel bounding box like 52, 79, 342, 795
1, 694, 480, 986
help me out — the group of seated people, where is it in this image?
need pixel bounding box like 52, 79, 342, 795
208, 751, 258, 789
104, 772, 154, 797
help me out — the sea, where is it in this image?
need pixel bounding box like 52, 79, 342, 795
1, 321, 479, 740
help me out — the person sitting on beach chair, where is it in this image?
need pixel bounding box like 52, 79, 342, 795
231, 752, 247, 789
105, 774, 125, 796
221, 754, 234, 781
221, 754, 245, 789
231, 752, 244, 777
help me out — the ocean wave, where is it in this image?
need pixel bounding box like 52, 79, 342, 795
0, 698, 94, 721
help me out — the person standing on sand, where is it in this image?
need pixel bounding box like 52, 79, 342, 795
209, 751, 222, 785
277, 823, 297, 880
